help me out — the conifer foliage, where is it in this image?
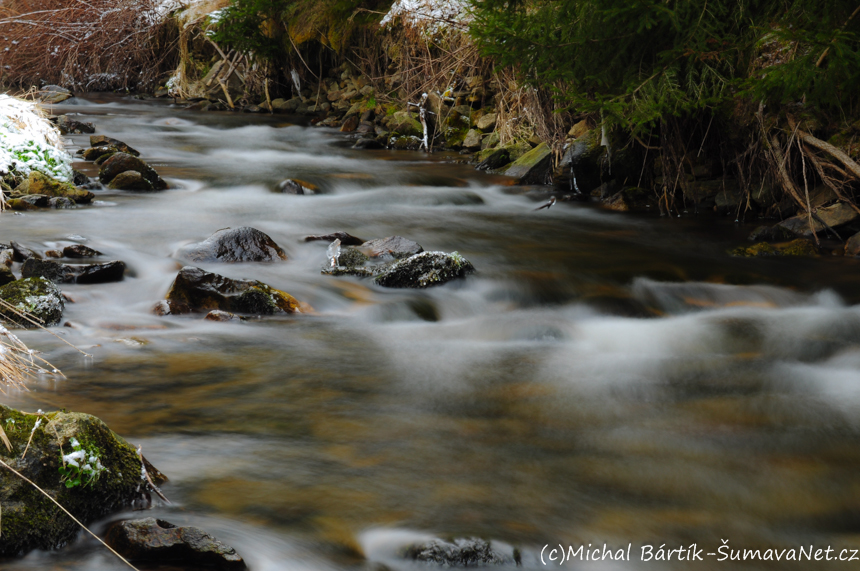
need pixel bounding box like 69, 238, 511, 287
469, 0, 860, 129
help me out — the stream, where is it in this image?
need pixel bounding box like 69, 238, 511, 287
4, 95, 860, 570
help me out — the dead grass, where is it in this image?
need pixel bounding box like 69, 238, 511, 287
0, 0, 179, 91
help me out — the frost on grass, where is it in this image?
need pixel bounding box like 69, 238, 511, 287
381, 0, 472, 33
0, 94, 72, 183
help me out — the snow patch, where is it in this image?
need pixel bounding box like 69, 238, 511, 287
381, 0, 471, 33
0, 94, 72, 182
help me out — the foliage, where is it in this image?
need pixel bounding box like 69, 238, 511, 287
58, 437, 107, 489
210, 0, 392, 63
469, 0, 860, 131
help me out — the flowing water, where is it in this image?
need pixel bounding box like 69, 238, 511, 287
4, 95, 860, 570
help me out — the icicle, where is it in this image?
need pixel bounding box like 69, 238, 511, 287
290, 69, 301, 96
326, 239, 341, 268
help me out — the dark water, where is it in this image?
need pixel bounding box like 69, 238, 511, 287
4, 95, 860, 570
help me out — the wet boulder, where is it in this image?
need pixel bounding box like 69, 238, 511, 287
36, 85, 72, 104
0, 405, 163, 557
1, 248, 13, 267
0, 265, 15, 287
75, 261, 126, 284
730, 239, 819, 257
847, 231, 860, 256
175, 227, 288, 263
82, 145, 119, 162
21, 259, 125, 284
108, 171, 154, 191
21, 258, 75, 283
56, 115, 95, 135
554, 131, 605, 193
0, 277, 64, 326
90, 135, 140, 157
359, 236, 423, 259
63, 244, 103, 258
204, 310, 242, 322
99, 153, 167, 190
777, 202, 859, 236
374, 251, 475, 289
161, 266, 303, 315
475, 148, 510, 171
304, 232, 365, 246
23, 171, 94, 204
748, 224, 798, 242
105, 518, 246, 570
404, 538, 517, 567
10, 241, 40, 262
277, 178, 317, 194
502, 142, 552, 184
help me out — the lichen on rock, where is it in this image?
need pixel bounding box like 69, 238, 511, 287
0, 277, 64, 327
374, 251, 475, 288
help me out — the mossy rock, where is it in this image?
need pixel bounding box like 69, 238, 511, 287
730, 239, 819, 258
0, 265, 15, 287
0, 277, 64, 327
502, 143, 553, 184
163, 266, 303, 315
99, 153, 167, 191
374, 251, 475, 289
0, 405, 160, 557
24, 172, 94, 204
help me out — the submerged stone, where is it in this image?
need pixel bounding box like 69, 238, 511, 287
162, 266, 303, 315
405, 538, 517, 567
730, 239, 819, 258
304, 232, 365, 246
175, 227, 288, 263
277, 179, 317, 194
374, 251, 475, 289
0, 405, 164, 557
0, 277, 64, 326
105, 518, 246, 570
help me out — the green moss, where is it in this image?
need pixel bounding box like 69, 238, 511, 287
730, 242, 778, 257
0, 405, 148, 556
0, 277, 64, 327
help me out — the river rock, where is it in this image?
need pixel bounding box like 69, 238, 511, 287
99, 153, 167, 190
730, 239, 819, 257
108, 170, 154, 191
748, 224, 798, 242
0, 277, 64, 326
49, 196, 76, 209
22, 258, 75, 283
777, 202, 860, 236
463, 129, 483, 150
476, 113, 497, 132
475, 148, 511, 171
10, 241, 40, 262
161, 266, 303, 315
360, 236, 423, 259
304, 232, 365, 246
277, 178, 317, 194
404, 538, 516, 566
374, 251, 475, 288
1, 248, 13, 267
21, 259, 125, 284
24, 171, 94, 204
63, 244, 103, 258
353, 138, 383, 149
5, 198, 39, 211
82, 145, 119, 161
0, 265, 15, 287
175, 227, 288, 263
554, 131, 605, 192
105, 518, 246, 570
0, 405, 163, 557
75, 261, 126, 284
204, 310, 241, 322
36, 85, 72, 104
502, 142, 552, 184
56, 115, 95, 134
90, 135, 140, 157
846, 232, 860, 256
